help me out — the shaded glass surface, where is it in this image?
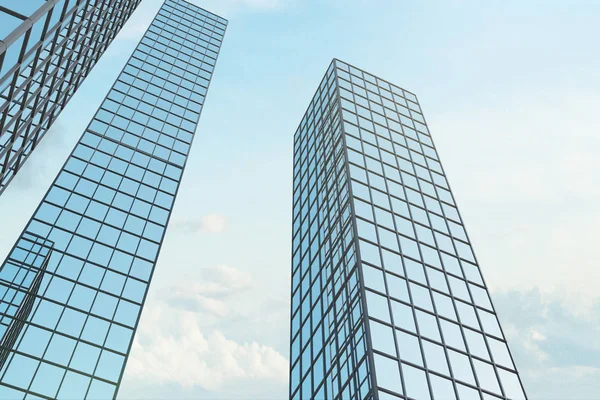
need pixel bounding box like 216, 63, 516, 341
290, 61, 374, 400
0, 0, 142, 196
0, 232, 53, 372
290, 59, 527, 400
0, 1, 226, 398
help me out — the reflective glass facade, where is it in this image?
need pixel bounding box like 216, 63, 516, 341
0, 1, 226, 398
290, 61, 373, 400
0, 0, 142, 196
290, 60, 527, 400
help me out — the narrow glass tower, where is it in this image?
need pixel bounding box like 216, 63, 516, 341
289, 59, 527, 400
0, 1, 226, 398
0, 0, 142, 196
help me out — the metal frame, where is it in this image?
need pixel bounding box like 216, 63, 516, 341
289, 61, 374, 400
0, 0, 142, 196
0, 1, 227, 398
0, 232, 54, 371
334, 61, 380, 400
289, 59, 528, 400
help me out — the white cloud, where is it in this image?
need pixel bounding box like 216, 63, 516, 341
493, 290, 600, 399
200, 213, 228, 233
164, 265, 252, 316
529, 329, 546, 342
126, 306, 288, 391
203, 264, 252, 289
121, 263, 288, 397
172, 213, 228, 233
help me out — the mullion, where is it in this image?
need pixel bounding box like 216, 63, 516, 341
0, 0, 142, 197
337, 59, 523, 400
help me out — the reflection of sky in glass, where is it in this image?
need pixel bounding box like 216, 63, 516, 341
290, 60, 373, 400
0, 0, 141, 195
0, 1, 48, 39
0, 1, 226, 398
0, 232, 53, 371
339, 58, 527, 400
291, 59, 527, 400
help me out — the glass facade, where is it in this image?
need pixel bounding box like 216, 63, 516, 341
0, 1, 226, 398
0, 0, 142, 196
290, 59, 527, 400
290, 61, 374, 400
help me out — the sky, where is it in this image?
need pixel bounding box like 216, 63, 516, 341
0, 0, 599, 399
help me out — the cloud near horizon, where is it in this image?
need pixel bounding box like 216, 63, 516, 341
125, 306, 288, 391
123, 264, 287, 392
493, 289, 600, 399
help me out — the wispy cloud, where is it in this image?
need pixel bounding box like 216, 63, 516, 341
172, 213, 228, 233
494, 289, 600, 399
202, 264, 252, 290
430, 89, 600, 306
9, 122, 72, 191
164, 265, 252, 316
427, 88, 600, 399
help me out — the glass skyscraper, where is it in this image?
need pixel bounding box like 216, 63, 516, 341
289, 60, 527, 400
0, 0, 225, 398
0, 0, 142, 196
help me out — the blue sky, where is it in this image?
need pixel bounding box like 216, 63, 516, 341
0, 0, 599, 398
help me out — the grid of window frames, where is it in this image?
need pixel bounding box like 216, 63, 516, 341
290, 61, 375, 400
334, 59, 527, 400
0, 1, 226, 398
0, 0, 143, 196
0, 232, 53, 371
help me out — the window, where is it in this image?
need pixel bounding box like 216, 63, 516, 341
374, 354, 402, 395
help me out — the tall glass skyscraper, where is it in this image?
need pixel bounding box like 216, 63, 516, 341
0, 0, 226, 398
0, 0, 142, 196
289, 60, 527, 400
